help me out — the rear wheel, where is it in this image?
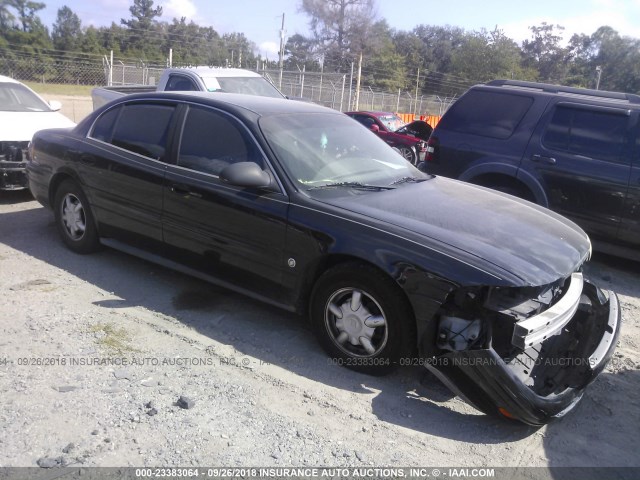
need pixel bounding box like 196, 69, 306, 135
310, 263, 415, 375
53, 179, 100, 254
398, 146, 417, 165
474, 178, 535, 203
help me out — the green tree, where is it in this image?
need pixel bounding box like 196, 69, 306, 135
52, 6, 82, 51
79, 25, 104, 54
8, 0, 44, 32
361, 20, 406, 90
588, 26, 640, 93
450, 27, 533, 83
0, 0, 15, 31
120, 0, 163, 58
411, 24, 466, 74
300, 0, 377, 71
284, 33, 320, 70
521, 22, 569, 82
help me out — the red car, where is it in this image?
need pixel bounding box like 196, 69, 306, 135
345, 111, 431, 164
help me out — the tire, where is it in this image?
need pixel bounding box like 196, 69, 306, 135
398, 146, 417, 165
310, 263, 416, 375
53, 179, 101, 254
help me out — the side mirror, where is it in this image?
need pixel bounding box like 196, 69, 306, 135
220, 162, 276, 191
48, 100, 62, 111
370, 124, 380, 133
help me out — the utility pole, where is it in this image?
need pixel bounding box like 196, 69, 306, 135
595, 66, 602, 90
278, 13, 285, 89
348, 61, 354, 110
354, 52, 362, 111
414, 68, 420, 116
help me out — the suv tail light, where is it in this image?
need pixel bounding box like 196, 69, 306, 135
426, 136, 438, 162
425, 135, 438, 162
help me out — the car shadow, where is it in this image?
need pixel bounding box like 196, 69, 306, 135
0, 189, 33, 205
0, 202, 627, 444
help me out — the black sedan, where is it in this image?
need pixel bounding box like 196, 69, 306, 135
27, 92, 621, 425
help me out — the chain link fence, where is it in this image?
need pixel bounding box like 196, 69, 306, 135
0, 51, 460, 116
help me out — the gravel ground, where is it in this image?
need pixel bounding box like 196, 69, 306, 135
0, 190, 638, 469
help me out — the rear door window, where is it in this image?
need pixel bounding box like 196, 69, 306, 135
109, 103, 176, 161
542, 104, 629, 163
90, 106, 121, 142
438, 90, 533, 139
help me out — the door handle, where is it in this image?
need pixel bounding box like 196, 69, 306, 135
170, 184, 202, 198
531, 154, 556, 165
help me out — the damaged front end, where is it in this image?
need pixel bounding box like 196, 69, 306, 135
0, 142, 29, 190
0, 141, 30, 190
427, 271, 621, 425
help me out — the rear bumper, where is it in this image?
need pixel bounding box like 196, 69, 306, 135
427, 280, 621, 425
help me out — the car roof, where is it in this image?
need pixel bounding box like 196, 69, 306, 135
0, 75, 21, 84
480, 79, 640, 107
165, 68, 263, 78
346, 111, 396, 117
99, 91, 337, 118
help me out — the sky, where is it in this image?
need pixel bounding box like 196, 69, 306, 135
36, 0, 640, 58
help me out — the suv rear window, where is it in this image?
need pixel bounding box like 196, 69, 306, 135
438, 90, 533, 139
542, 105, 628, 163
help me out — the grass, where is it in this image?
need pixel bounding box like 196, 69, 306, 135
89, 322, 139, 354
23, 81, 94, 96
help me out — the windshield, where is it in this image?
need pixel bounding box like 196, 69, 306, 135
260, 112, 424, 189
377, 114, 405, 132
202, 76, 284, 98
0, 82, 52, 112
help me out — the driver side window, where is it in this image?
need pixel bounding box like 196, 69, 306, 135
177, 106, 263, 176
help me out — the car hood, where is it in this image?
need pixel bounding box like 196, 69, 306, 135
385, 130, 420, 144
318, 177, 590, 286
0, 111, 75, 141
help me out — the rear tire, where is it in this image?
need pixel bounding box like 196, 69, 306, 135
475, 178, 535, 203
398, 146, 417, 165
53, 179, 101, 254
310, 263, 416, 375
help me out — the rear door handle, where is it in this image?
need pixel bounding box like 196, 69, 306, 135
531, 154, 556, 165
170, 184, 202, 198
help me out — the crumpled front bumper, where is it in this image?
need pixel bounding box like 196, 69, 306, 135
1, 141, 30, 190
426, 280, 621, 425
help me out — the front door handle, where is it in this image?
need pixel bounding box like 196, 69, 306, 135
532, 154, 556, 165
170, 184, 202, 198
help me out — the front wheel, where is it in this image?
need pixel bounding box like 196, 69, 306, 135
53, 179, 101, 254
310, 263, 415, 375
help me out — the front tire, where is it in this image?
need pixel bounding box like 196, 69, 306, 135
310, 263, 416, 375
53, 179, 100, 254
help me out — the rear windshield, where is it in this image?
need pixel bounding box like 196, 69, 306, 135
438, 90, 533, 139
202, 76, 284, 98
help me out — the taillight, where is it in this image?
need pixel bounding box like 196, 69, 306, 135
426, 136, 438, 162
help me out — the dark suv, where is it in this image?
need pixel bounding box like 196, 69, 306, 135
425, 79, 640, 259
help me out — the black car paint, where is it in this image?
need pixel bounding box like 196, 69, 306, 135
28, 92, 620, 425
